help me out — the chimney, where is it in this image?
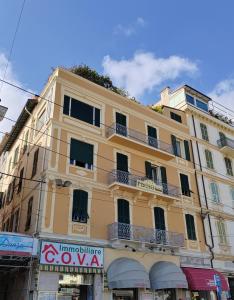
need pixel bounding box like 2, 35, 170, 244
160, 87, 170, 105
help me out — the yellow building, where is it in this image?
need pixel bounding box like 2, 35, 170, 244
0, 69, 221, 300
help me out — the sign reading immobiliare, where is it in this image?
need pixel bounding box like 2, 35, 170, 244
40, 241, 104, 268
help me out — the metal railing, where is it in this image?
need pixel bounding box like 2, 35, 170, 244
106, 123, 173, 154
217, 137, 234, 149
109, 169, 181, 198
108, 222, 184, 248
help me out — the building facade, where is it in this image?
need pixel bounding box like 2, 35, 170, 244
0, 69, 229, 300
158, 85, 234, 299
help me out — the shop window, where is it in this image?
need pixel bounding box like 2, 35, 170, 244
200, 123, 209, 141
180, 174, 191, 197
170, 111, 182, 123
31, 148, 39, 178
17, 167, 24, 194
25, 197, 33, 231
217, 220, 228, 245
72, 189, 89, 223
224, 157, 233, 176
205, 149, 214, 169
70, 138, 94, 170
171, 135, 190, 161
63, 95, 100, 127
154, 289, 176, 300
116, 112, 127, 136
154, 207, 165, 230
185, 214, 197, 240
147, 125, 158, 147
210, 182, 220, 203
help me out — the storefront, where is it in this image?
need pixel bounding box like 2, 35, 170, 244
38, 240, 104, 300
0, 232, 38, 300
182, 267, 230, 300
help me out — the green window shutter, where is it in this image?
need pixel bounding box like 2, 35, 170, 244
185, 214, 196, 240
205, 150, 214, 169
180, 174, 190, 197
145, 161, 152, 179
116, 112, 126, 126
224, 157, 233, 176
118, 199, 130, 224
70, 139, 94, 165
72, 190, 88, 223
160, 166, 168, 194
171, 135, 178, 156
117, 153, 128, 172
154, 207, 165, 230
200, 123, 209, 141
184, 140, 191, 161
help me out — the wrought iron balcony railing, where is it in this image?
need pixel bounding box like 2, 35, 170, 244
108, 222, 184, 248
217, 137, 234, 149
109, 169, 181, 198
106, 123, 173, 154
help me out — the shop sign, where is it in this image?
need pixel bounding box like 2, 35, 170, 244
136, 179, 162, 193
0, 233, 37, 256
40, 241, 103, 268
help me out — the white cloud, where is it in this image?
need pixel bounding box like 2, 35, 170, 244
102, 52, 198, 98
209, 79, 234, 110
114, 17, 146, 37
0, 53, 29, 134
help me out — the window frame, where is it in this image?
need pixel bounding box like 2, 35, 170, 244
72, 189, 89, 224
200, 123, 209, 141
31, 148, 39, 178
205, 149, 214, 169
70, 138, 94, 170
25, 197, 33, 231
180, 173, 191, 197
216, 220, 228, 245
224, 157, 233, 176
185, 213, 197, 241
210, 182, 220, 203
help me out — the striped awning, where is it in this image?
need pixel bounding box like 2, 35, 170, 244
40, 264, 103, 274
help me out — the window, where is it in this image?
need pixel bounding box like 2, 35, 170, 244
147, 126, 158, 148
217, 221, 227, 245
185, 214, 196, 240
180, 174, 191, 197
116, 112, 127, 136
11, 178, 16, 202
36, 109, 46, 132
25, 197, 33, 231
186, 94, 195, 105
117, 199, 130, 239
31, 148, 39, 178
17, 168, 24, 194
145, 161, 162, 185
70, 139, 94, 170
224, 157, 233, 176
72, 189, 89, 223
170, 112, 182, 123
8, 157, 12, 173
219, 132, 227, 147
154, 207, 165, 230
205, 149, 214, 169
230, 187, 234, 201
13, 209, 20, 232
0, 192, 3, 209
200, 123, 209, 141
196, 99, 208, 112
116, 153, 129, 184
23, 130, 29, 153
171, 135, 190, 161
210, 182, 220, 203
6, 182, 12, 204
63, 95, 100, 127
13, 146, 19, 165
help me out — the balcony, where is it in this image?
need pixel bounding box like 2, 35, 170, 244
108, 222, 184, 248
106, 123, 174, 160
109, 169, 181, 200
217, 137, 234, 157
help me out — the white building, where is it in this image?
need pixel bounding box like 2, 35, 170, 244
157, 85, 234, 298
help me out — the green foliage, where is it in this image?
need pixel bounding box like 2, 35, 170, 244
151, 105, 163, 114
67, 65, 128, 97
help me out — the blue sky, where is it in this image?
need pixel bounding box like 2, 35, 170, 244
0, 0, 234, 131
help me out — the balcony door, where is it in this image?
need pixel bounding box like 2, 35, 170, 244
116, 112, 127, 136
117, 153, 129, 184
147, 125, 158, 148
118, 199, 130, 239
154, 207, 166, 244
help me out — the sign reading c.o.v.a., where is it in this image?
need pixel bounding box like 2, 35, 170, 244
40, 241, 104, 268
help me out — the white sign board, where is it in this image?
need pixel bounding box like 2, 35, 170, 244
40, 241, 103, 269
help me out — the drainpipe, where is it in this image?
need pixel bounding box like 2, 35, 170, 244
191, 114, 215, 268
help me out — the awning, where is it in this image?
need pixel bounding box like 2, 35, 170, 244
182, 267, 229, 291
107, 258, 150, 289
150, 261, 188, 290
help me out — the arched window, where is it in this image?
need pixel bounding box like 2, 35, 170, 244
185, 214, 196, 240
154, 207, 165, 230
72, 189, 88, 223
